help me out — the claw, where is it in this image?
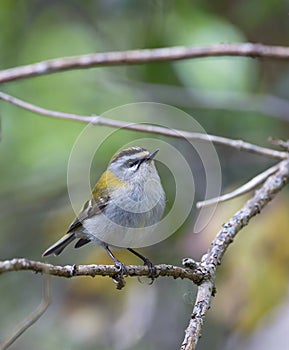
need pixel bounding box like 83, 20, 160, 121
127, 248, 157, 284
112, 262, 128, 290
143, 258, 156, 284
102, 245, 129, 289
114, 261, 128, 278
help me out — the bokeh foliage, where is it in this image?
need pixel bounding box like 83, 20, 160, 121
1, 1, 289, 349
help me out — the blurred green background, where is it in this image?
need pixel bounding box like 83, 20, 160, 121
1, 1, 289, 349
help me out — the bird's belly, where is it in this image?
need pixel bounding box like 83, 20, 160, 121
80, 196, 164, 248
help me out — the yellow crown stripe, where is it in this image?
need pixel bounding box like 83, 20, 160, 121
110, 147, 148, 163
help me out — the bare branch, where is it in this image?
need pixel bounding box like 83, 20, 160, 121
180, 280, 214, 350
197, 161, 281, 208
1, 43, 289, 83
0, 91, 287, 160
0, 274, 50, 350
180, 158, 289, 350
0, 259, 203, 284
0, 91, 94, 123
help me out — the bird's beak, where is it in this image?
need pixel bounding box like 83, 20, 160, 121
146, 149, 159, 162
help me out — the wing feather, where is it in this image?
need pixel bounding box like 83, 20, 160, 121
67, 195, 109, 233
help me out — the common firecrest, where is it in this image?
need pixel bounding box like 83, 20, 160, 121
43, 146, 166, 275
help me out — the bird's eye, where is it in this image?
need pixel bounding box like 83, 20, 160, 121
128, 161, 137, 168
127, 160, 139, 169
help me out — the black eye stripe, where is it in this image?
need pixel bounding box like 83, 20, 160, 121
127, 159, 140, 168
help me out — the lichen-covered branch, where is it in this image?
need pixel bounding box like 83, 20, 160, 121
0, 259, 203, 284
180, 158, 289, 350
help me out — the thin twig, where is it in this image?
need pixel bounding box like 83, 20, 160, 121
1, 43, 289, 83
0, 274, 50, 350
269, 137, 289, 151
180, 158, 289, 350
0, 91, 287, 160
196, 161, 281, 208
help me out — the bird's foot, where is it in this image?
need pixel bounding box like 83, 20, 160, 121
112, 261, 128, 290
143, 258, 156, 284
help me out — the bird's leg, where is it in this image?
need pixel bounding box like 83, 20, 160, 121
127, 248, 156, 281
103, 245, 128, 279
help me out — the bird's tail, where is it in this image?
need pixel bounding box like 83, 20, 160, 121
42, 233, 76, 257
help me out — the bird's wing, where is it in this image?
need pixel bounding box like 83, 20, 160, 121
67, 194, 109, 233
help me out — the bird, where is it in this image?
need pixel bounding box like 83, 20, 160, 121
43, 146, 166, 277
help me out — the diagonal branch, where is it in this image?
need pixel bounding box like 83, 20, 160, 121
0, 43, 289, 83
0, 91, 287, 160
180, 158, 289, 350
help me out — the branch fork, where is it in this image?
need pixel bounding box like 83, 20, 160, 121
1, 42, 289, 349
